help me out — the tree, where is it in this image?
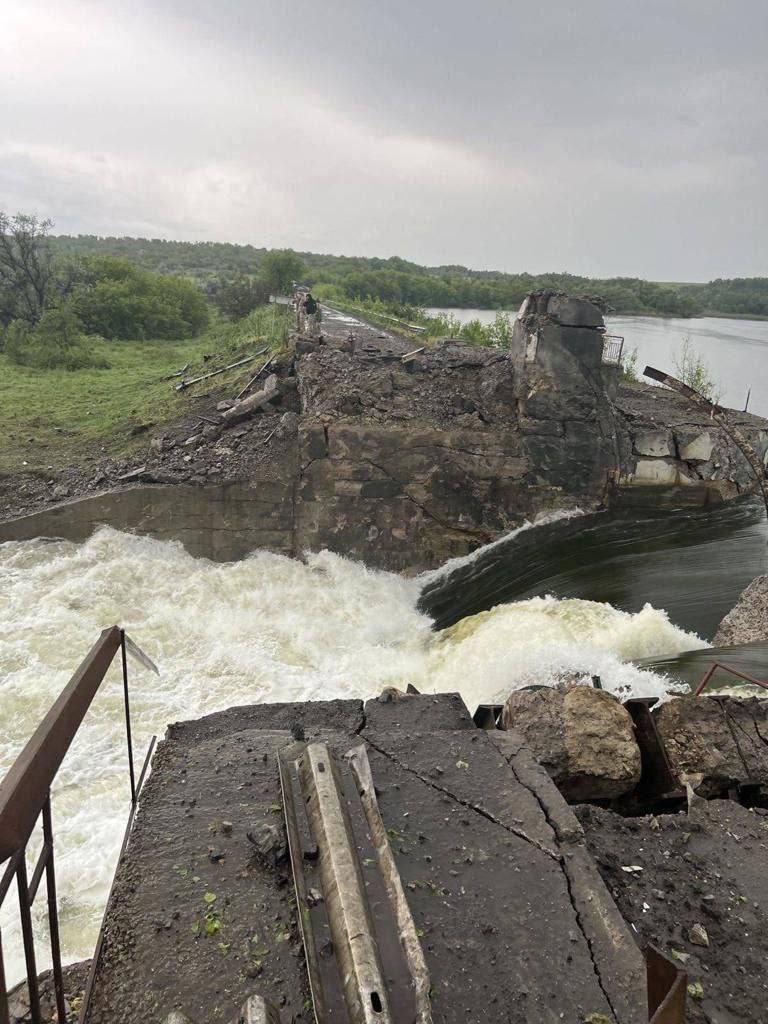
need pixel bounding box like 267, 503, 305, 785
74, 257, 209, 339
259, 249, 304, 297
0, 212, 58, 325
213, 276, 271, 319
3, 302, 108, 370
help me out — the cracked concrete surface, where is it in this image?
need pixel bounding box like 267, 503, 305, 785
84, 693, 647, 1024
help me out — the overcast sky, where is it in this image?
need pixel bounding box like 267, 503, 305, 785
2, 1, 766, 280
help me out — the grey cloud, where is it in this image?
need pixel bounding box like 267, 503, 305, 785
1, 0, 766, 278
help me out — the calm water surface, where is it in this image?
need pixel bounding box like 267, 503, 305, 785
428, 309, 768, 416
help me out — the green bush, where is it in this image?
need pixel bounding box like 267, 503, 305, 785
3, 305, 109, 370
75, 257, 209, 340
213, 276, 271, 319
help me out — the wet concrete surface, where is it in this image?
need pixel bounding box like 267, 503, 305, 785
85, 694, 647, 1023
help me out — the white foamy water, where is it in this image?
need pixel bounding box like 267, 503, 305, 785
0, 527, 705, 983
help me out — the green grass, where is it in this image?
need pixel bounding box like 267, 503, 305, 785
0, 306, 290, 474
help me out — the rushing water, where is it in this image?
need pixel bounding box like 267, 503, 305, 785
427, 309, 768, 416
1, 499, 766, 982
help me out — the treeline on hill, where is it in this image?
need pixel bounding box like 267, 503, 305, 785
0, 215, 306, 371
50, 234, 768, 317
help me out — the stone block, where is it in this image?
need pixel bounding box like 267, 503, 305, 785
300, 425, 328, 461
633, 431, 672, 457
678, 431, 714, 462
545, 294, 605, 328
632, 458, 694, 485
654, 696, 768, 796
360, 479, 402, 498
500, 686, 641, 800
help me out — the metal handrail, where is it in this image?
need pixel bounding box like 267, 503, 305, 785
694, 661, 768, 696
0, 626, 157, 1024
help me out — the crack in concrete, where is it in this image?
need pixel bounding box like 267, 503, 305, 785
718, 699, 754, 780
362, 734, 558, 861
754, 719, 768, 748
499, 747, 621, 1022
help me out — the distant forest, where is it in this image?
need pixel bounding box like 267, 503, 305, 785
50, 235, 768, 318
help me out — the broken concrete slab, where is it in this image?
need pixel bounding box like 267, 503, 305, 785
501, 687, 642, 800
363, 690, 476, 732
653, 695, 768, 796
84, 695, 647, 1024
678, 430, 714, 463
362, 713, 647, 1023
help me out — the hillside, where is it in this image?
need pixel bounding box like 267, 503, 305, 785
50, 235, 768, 318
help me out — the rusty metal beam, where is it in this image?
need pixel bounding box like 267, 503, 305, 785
0, 627, 122, 863
346, 745, 432, 1024
280, 741, 430, 1024
647, 945, 686, 1023
298, 743, 393, 1024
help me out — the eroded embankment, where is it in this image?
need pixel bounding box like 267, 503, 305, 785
1, 304, 767, 572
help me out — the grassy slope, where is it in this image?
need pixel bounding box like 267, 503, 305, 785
0, 307, 290, 475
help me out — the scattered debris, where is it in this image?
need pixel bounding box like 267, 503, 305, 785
162, 363, 190, 381
175, 354, 260, 392
235, 355, 273, 401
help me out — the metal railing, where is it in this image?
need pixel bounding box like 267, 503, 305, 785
694, 661, 768, 696
0, 626, 157, 1024
601, 333, 625, 366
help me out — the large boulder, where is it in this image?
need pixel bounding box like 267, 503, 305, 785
500, 687, 641, 800
654, 695, 768, 796
714, 575, 768, 646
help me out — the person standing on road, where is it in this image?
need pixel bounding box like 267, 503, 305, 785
293, 287, 306, 332
304, 292, 321, 338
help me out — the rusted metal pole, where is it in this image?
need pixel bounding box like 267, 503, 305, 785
120, 631, 137, 805
0, 927, 10, 1024
16, 859, 41, 1024
644, 365, 768, 518
694, 662, 768, 696
0, 627, 122, 863
42, 798, 67, 1024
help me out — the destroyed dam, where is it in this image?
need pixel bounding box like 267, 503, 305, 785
2, 294, 768, 1024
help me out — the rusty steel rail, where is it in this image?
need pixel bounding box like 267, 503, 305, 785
0, 626, 157, 1024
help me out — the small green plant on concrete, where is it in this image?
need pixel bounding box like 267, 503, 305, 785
620, 346, 639, 382
673, 337, 720, 403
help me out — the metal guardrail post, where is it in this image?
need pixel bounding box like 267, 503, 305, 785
16, 859, 41, 1024
42, 798, 66, 1024
0, 627, 158, 1024
120, 630, 137, 804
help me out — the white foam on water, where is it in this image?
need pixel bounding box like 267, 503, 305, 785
0, 527, 704, 983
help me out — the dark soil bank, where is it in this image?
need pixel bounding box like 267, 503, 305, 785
577, 801, 768, 1023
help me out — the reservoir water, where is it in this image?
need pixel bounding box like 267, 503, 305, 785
427, 310, 768, 416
